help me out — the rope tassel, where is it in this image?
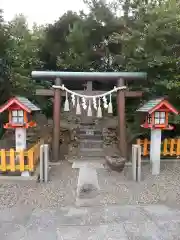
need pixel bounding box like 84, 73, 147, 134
76, 97, 81, 115
64, 91, 70, 111
97, 98, 102, 118
108, 93, 113, 114
87, 100, 92, 116
53, 84, 127, 117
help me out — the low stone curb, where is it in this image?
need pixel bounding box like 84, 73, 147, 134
0, 175, 38, 181
0, 163, 40, 182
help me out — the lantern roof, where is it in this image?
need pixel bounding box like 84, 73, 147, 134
0, 96, 40, 113
137, 98, 178, 115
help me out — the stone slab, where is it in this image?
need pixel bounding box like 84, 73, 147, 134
155, 220, 180, 239
124, 221, 164, 239
72, 161, 105, 169
105, 205, 148, 223
143, 204, 180, 221
76, 165, 100, 199
76, 195, 102, 207
1, 205, 180, 239
57, 224, 128, 239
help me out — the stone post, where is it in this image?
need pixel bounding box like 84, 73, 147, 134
15, 128, 29, 177
150, 129, 161, 175
132, 144, 141, 181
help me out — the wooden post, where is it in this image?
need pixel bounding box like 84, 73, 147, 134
117, 78, 127, 159
52, 77, 62, 162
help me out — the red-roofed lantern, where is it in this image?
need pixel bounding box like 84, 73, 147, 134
137, 98, 178, 175
0, 96, 40, 176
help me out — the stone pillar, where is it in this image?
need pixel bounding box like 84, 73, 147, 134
15, 128, 29, 177
150, 129, 161, 175
117, 78, 127, 159
15, 128, 26, 150
52, 77, 62, 162
76, 163, 100, 206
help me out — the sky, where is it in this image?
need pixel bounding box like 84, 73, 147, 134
1, 0, 87, 27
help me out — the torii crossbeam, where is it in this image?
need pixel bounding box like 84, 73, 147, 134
32, 71, 147, 162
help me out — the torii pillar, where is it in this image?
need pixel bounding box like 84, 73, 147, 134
52, 77, 62, 162
117, 78, 127, 159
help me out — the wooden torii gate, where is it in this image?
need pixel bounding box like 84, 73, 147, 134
32, 71, 147, 162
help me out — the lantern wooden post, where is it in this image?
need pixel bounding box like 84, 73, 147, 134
117, 78, 127, 159
52, 77, 62, 162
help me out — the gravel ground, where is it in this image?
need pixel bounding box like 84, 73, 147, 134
1, 160, 180, 209
98, 161, 180, 208
1, 160, 180, 239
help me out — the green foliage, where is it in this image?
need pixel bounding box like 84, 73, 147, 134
7, 15, 44, 98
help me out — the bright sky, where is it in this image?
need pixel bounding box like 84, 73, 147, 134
1, 0, 87, 27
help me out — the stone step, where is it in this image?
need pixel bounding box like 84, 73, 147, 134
79, 135, 103, 141
79, 124, 96, 128
79, 151, 105, 157
78, 132, 102, 137
79, 126, 102, 131
79, 139, 103, 143
68, 156, 105, 163
80, 143, 103, 149
79, 140, 103, 148
76, 127, 102, 134
80, 147, 103, 152
77, 131, 103, 138
80, 122, 95, 126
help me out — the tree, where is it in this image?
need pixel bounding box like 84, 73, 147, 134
106, 0, 180, 125
39, 11, 82, 70
39, 2, 124, 72
7, 14, 44, 98
110, 0, 180, 94
2, 0, 178, 125
0, 9, 11, 136
0, 9, 11, 104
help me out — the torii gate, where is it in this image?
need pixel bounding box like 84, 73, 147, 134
32, 71, 147, 162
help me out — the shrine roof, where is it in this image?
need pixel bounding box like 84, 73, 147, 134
31, 71, 147, 81
137, 98, 178, 114
137, 98, 163, 112
0, 96, 40, 113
